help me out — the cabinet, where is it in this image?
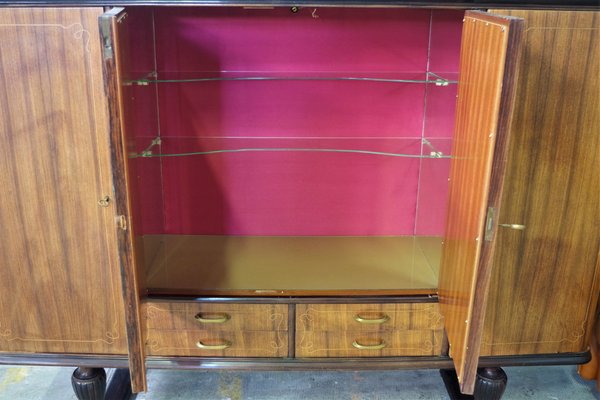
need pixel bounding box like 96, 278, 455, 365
0, 3, 598, 400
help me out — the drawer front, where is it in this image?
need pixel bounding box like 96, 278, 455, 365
146, 329, 288, 357
296, 330, 443, 357
145, 302, 288, 332
296, 303, 443, 332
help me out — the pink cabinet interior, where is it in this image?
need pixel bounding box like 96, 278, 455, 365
122, 7, 465, 294
128, 7, 463, 237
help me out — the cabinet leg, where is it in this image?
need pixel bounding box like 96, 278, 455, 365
473, 367, 507, 400
440, 367, 507, 400
71, 367, 107, 400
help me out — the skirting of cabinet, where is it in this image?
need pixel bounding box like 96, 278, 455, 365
141, 351, 591, 370
0, 350, 590, 369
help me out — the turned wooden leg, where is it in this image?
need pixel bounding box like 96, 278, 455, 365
473, 367, 507, 400
440, 367, 508, 400
71, 367, 107, 400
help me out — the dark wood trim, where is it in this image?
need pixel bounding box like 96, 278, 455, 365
144, 356, 455, 370
148, 289, 439, 297
441, 330, 450, 357
0, 354, 130, 368
457, 10, 525, 394
288, 304, 296, 358
143, 351, 592, 370
0, 1, 598, 10
0, 350, 590, 370
99, 7, 146, 392
145, 295, 440, 304
478, 351, 592, 367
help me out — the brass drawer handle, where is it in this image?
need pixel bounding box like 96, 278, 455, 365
353, 313, 390, 324
196, 339, 232, 350
194, 313, 231, 324
352, 339, 386, 350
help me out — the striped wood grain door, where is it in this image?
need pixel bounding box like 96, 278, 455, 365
438, 11, 524, 395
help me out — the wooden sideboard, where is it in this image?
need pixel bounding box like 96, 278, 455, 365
0, 3, 598, 399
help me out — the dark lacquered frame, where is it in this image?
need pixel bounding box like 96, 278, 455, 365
0, 1, 598, 10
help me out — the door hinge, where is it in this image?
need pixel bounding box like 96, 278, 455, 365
100, 19, 113, 61
484, 207, 496, 241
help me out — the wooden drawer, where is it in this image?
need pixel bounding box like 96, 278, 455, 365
145, 302, 288, 332
296, 303, 443, 332
146, 329, 288, 357
296, 330, 444, 357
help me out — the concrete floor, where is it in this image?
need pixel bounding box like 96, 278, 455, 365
0, 365, 598, 399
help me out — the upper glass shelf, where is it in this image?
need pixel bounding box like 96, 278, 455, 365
129, 137, 453, 160
124, 71, 458, 87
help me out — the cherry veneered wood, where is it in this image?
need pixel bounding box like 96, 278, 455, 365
481, 10, 600, 357
0, 7, 127, 355
99, 6, 147, 392
438, 11, 524, 394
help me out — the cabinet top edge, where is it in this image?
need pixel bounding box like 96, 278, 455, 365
0, 0, 597, 10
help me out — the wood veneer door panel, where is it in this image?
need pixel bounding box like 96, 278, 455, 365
438, 11, 523, 394
481, 10, 600, 357
0, 8, 126, 355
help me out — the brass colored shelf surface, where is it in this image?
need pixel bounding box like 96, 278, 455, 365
144, 235, 442, 296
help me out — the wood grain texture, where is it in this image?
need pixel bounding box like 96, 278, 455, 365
296, 303, 444, 357
144, 235, 440, 296
103, 11, 158, 392
296, 330, 444, 357
438, 11, 523, 394
481, 10, 600, 356
146, 329, 288, 357
144, 302, 288, 332
0, 8, 126, 355
99, 7, 146, 392
296, 303, 443, 332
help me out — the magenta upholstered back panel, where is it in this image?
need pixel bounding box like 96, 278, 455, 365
142, 7, 463, 235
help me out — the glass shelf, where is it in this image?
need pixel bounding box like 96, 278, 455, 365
130, 137, 452, 159
125, 71, 458, 87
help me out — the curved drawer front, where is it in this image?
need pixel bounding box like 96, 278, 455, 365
296, 303, 444, 357
146, 329, 288, 357
296, 330, 444, 357
145, 302, 288, 332
296, 303, 443, 332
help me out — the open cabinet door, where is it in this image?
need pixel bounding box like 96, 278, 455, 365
438, 11, 524, 395
99, 7, 147, 393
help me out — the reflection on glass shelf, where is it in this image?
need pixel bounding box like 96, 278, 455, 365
144, 235, 442, 296
125, 71, 458, 87
130, 137, 452, 159
416, 138, 453, 236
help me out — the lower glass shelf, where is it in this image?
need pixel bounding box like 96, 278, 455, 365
143, 235, 441, 296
